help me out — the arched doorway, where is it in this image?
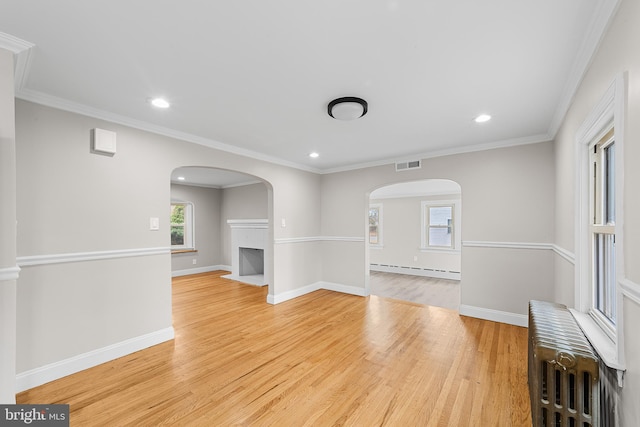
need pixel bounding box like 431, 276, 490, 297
169, 166, 273, 297
366, 179, 462, 310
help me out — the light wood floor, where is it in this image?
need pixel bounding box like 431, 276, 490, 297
17, 271, 531, 426
369, 271, 460, 310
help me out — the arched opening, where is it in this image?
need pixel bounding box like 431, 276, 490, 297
366, 179, 462, 310
170, 166, 274, 297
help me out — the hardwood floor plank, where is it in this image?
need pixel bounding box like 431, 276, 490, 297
17, 271, 531, 426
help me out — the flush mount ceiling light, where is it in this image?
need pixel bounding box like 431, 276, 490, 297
474, 114, 492, 123
328, 97, 368, 120
150, 97, 170, 109
309, 152, 319, 158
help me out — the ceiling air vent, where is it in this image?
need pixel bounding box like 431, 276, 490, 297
395, 160, 421, 172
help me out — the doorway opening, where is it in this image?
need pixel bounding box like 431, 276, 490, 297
366, 179, 462, 310
169, 166, 273, 293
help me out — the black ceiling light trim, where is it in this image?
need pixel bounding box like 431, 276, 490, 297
328, 96, 368, 120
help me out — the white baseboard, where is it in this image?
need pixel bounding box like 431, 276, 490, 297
267, 283, 320, 304
317, 281, 368, 297
16, 327, 175, 392
459, 304, 528, 327
370, 264, 460, 280
171, 265, 230, 277
267, 281, 367, 305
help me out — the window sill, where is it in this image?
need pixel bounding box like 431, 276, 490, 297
419, 247, 460, 254
171, 249, 197, 255
570, 309, 625, 385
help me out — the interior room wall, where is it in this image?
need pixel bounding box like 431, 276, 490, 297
13, 99, 322, 389
170, 184, 222, 274
369, 195, 461, 275
552, 0, 640, 422
320, 141, 556, 324
0, 47, 18, 404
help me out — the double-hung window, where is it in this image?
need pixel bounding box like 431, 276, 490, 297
574, 74, 627, 374
171, 202, 194, 250
591, 129, 616, 330
421, 200, 460, 251
369, 204, 383, 247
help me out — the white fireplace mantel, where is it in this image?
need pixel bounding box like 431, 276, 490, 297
223, 219, 268, 286
227, 219, 268, 229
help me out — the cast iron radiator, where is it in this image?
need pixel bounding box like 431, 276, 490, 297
528, 300, 599, 426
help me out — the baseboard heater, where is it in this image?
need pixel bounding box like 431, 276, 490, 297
528, 300, 602, 426
369, 263, 460, 280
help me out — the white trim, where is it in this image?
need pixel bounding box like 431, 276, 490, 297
547, 0, 621, 137
574, 73, 626, 371
370, 264, 460, 281
171, 265, 230, 278
274, 236, 364, 244
0, 266, 21, 281
552, 244, 575, 264
620, 278, 640, 306
318, 281, 368, 297
570, 309, 623, 371
321, 134, 551, 174
227, 219, 268, 229
0, 31, 35, 91
266, 281, 366, 305
459, 304, 528, 328
462, 241, 551, 250
16, 327, 174, 392
422, 200, 460, 251
463, 241, 575, 263
267, 282, 320, 304
16, 88, 321, 174
17, 247, 170, 267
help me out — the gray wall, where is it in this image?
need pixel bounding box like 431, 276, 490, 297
320, 141, 556, 317
553, 0, 640, 422
0, 48, 17, 403
170, 184, 222, 273
14, 99, 321, 378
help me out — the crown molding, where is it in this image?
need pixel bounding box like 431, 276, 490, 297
320, 133, 552, 174
547, 0, 621, 137
15, 88, 323, 175
0, 31, 35, 91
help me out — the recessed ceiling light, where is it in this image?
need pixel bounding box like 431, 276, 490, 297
177, 176, 185, 181
474, 114, 491, 123
150, 98, 170, 109
309, 152, 319, 158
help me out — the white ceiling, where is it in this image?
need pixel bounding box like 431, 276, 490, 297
1, 0, 618, 175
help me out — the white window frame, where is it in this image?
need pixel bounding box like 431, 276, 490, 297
420, 200, 461, 252
573, 74, 625, 374
171, 201, 195, 250
369, 203, 383, 248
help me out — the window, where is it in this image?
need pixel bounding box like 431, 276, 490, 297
427, 205, 453, 248
421, 200, 460, 251
574, 74, 626, 372
591, 129, 616, 327
171, 202, 194, 250
369, 204, 382, 246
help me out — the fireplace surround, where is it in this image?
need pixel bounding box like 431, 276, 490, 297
222, 219, 268, 286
